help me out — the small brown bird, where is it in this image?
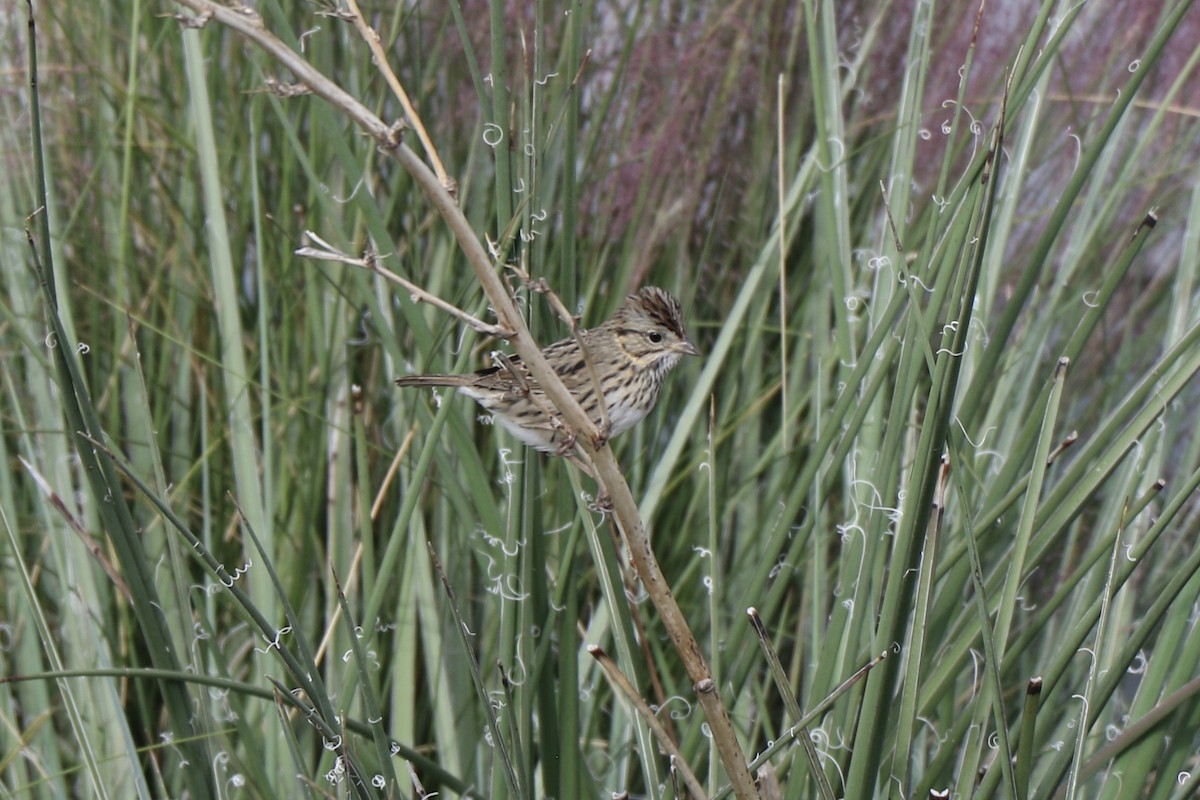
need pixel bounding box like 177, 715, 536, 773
395, 287, 700, 453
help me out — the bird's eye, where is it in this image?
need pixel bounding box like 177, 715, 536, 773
647, 331, 664, 344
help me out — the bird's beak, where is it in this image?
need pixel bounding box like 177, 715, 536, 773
678, 337, 701, 357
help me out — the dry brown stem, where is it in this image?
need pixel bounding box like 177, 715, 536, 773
170, 3, 756, 795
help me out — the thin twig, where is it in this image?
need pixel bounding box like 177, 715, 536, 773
296, 230, 514, 339
342, 0, 454, 195
588, 646, 707, 800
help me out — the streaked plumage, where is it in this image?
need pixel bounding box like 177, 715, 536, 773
395, 287, 699, 453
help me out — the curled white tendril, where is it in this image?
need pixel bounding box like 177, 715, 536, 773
955, 418, 995, 449
298, 26, 319, 52
506, 642, 528, 686
943, 98, 982, 138
0, 622, 18, 649
813, 725, 849, 752
482, 123, 503, 147
837, 56, 858, 86
810, 137, 845, 174
331, 177, 366, 203
867, 255, 890, 272
494, 573, 529, 602
836, 521, 864, 544
1130, 437, 1145, 467
1066, 131, 1082, 175
898, 273, 934, 293
490, 528, 524, 557
254, 625, 292, 655
498, 447, 520, 487
969, 316, 991, 347
1070, 694, 1089, 726
657, 694, 693, 721
936, 340, 966, 357
915, 715, 947, 748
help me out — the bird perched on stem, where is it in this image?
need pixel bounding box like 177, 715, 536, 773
395, 286, 699, 453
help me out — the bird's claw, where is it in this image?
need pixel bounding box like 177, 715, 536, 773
554, 428, 578, 456
591, 421, 610, 449
591, 492, 614, 514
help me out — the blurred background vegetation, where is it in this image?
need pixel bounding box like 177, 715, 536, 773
5, 0, 1200, 797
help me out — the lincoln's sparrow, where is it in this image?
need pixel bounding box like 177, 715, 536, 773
395, 286, 699, 453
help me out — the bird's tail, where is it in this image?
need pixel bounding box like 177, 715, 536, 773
395, 374, 473, 388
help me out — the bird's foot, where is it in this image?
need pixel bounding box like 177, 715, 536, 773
554, 428, 578, 456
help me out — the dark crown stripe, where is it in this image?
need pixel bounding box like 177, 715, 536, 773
634, 286, 686, 337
